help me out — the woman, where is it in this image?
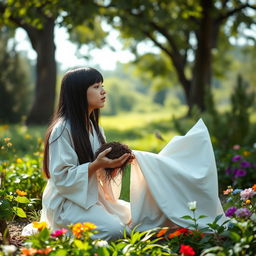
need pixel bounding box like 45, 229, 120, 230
40, 67, 132, 240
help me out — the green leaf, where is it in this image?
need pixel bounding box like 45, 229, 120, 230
181, 215, 193, 220
198, 215, 207, 219
53, 249, 68, 256
74, 240, 88, 250
12, 207, 26, 218
230, 231, 241, 242
15, 196, 30, 204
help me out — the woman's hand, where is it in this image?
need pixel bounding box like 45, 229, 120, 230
88, 147, 131, 175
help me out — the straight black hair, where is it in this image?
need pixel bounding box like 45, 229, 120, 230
43, 67, 106, 178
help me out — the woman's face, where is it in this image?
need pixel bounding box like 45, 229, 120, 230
87, 82, 106, 113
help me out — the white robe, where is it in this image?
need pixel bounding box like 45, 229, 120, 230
22, 118, 227, 239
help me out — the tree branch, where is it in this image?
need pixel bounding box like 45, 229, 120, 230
217, 4, 256, 22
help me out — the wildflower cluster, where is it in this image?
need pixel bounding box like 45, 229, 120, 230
223, 144, 256, 187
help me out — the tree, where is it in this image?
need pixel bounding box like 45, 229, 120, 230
0, 27, 32, 123
0, 0, 106, 124
101, 0, 256, 113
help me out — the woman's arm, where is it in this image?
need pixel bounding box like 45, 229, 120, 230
88, 147, 131, 176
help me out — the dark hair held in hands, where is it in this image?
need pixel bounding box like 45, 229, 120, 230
95, 142, 133, 180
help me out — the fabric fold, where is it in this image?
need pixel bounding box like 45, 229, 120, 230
130, 119, 228, 230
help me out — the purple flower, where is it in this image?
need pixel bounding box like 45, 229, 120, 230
232, 155, 242, 162
235, 208, 252, 218
240, 161, 251, 168
225, 207, 237, 217
225, 168, 233, 175
234, 169, 247, 177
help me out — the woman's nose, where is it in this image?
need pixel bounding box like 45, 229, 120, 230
101, 88, 106, 95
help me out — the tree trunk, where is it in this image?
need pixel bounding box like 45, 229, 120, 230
26, 18, 56, 125
189, 0, 214, 112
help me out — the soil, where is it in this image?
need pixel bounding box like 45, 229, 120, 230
0, 220, 28, 247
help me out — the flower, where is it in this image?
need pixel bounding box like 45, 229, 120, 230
250, 213, 256, 222
16, 189, 27, 196
232, 155, 242, 162
252, 184, 256, 191
232, 145, 240, 150
20, 248, 38, 256
2, 245, 17, 254
51, 228, 68, 237
16, 158, 23, 164
168, 228, 191, 238
72, 222, 97, 238
243, 151, 251, 156
223, 188, 233, 195
179, 244, 196, 256
235, 208, 252, 218
225, 207, 237, 217
4, 137, 11, 142
232, 189, 243, 194
245, 200, 251, 204
32, 221, 47, 230
240, 188, 256, 201
234, 169, 247, 177
240, 161, 251, 168
188, 201, 197, 211
93, 240, 109, 248
168, 230, 182, 238
156, 227, 168, 237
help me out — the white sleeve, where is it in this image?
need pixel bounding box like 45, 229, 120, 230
48, 125, 98, 209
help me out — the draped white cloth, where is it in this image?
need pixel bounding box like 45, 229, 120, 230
22, 118, 227, 239
130, 118, 228, 231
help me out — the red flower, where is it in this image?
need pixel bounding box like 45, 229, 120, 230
179, 244, 196, 256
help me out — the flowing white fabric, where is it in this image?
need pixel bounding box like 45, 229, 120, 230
130, 118, 228, 231
22, 118, 227, 239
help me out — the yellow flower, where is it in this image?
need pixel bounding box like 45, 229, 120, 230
32, 221, 47, 230
4, 137, 11, 142
83, 222, 97, 231
16, 189, 27, 196
7, 142, 12, 147
243, 151, 251, 157
245, 200, 251, 204
16, 158, 23, 164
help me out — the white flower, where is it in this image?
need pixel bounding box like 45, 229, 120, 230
92, 240, 109, 248
188, 201, 197, 211
250, 213, 256, 222
253, 142, 256, 149
2, 245, 17, 255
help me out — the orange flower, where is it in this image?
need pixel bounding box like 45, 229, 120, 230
223, 188, 233, 195
168, 230, 182, 238
16, 189, 27, 196
32, 221, 47, 230
4, 137, 11, 142
245, 200, 251, 204
72, 222, 97, 238
156, 227, 168, 237
252, 184, 256, 191
20, 248, 37, 256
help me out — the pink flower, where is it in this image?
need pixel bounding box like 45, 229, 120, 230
233, 145, 240, 150
51, 228, 68, 237
240, 188, 256, 201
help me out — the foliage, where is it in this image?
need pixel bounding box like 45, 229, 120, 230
0, 27, 33, 123
102, 0, 256, 111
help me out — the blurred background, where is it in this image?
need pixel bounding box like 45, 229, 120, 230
0, 0, 256, 193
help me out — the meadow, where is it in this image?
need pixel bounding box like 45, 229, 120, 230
1, 109, 256, 255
